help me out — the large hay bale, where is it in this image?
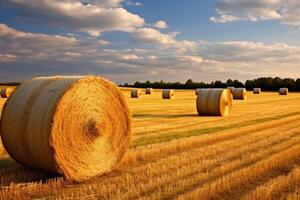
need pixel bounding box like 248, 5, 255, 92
196, 89, 232, 116
145, 88, 154, 95
162, 89, 174, 99
131, 89, 142, 98
279, 88, 289, 95
227, 87, 235, 94
1, 87, 15, 98
253, 88, 261, 94
233, 88, 247, 100
0, 76, 131, 181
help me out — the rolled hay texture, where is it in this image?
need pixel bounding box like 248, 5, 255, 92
253, 88, 261, 94
145, 88, 154, 95
162, 89, 174, 99
279, 88, 289, 95
233, 88, 247, 100
1, 87, 15, 98
196, 89, 232, 116
131, 89, 142, 98
227, 87, 235, 94
0, 76, 132, 181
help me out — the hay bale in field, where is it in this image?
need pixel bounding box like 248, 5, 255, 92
162, 89, 174, 99
227, 87, 235, 94
131, 89, 142, 98
0, 76, 132, 181
253, 88, 261, 94
279, 88, 289, 95
1, 87, 15, 98
233, 88, 247, 100
196, 89, 232, 116
145, 88, 154, 95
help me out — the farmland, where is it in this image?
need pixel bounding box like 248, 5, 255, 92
1, 88, 300, 199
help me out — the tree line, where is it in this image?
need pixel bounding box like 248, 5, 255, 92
121, 77, 300, 92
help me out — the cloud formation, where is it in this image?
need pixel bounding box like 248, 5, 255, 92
211, 0, 300, 27
153, 20, 169, 29
2, 0, 145, 36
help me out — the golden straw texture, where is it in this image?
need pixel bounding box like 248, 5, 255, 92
196, 89, 232, 116
145, 88, 154, 95
279, 88, 289, 95
227, 87, 235, 94
0, 76, 132, 181
131, 89, 142, 98
233, 88, 247, 100
162, 89, 174, 99
0, 87, 15, 98
253, 88, 261, 94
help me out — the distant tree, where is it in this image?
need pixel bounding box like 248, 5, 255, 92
226, 79, 233, 86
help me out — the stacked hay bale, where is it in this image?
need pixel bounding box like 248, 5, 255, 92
131, 89, 142, 98
0, 76, 132, 181
253, 88, 261, 94
162, 89, 174, 99
145, 88, 154, 95
233, 88, 247, 100
227, 87, 235, 94
1, 87, 15, 98
279, 88, 289, 95
196, 89, 232, 116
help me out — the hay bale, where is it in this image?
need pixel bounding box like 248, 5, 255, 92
233, 88, 247, 100
145, 88, 154, 95
253, 88, 261, 94
0, 76, 131, 181
279, 88, 289, 95
162, 89, 174, 99
1, 87, 15, 98
227, 87, 235, 94
131, 89, 142, 98
196, 89, 232, 116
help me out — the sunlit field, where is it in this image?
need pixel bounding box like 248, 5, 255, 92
1, 88, 300, 199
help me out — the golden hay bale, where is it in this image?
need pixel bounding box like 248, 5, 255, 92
0, 76, 131, 181
1, 87, 15, 98
232, 88, 247, 100
253, 88, 261, 94
145, 88, 154, 95
131, 89, 142, 98
227, 87, 235, 94
196, 89, 232, 116
162, 89, 174, 99
279, 88, 289, 95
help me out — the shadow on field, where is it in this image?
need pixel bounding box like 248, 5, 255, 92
0, 156, 59, 186
133, 113, 198, 119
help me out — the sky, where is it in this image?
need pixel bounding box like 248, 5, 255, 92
0, 0, 300, 84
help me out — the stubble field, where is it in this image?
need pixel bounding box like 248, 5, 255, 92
0, 88, 300, 200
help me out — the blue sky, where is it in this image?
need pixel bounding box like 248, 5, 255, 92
0, 0, 300, 83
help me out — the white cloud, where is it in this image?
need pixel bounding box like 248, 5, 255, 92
125, 1, 143, 6
131, 28, 196, 52
153, 20, 169, 29
2, 0, 145, 36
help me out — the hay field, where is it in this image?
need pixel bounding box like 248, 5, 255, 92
1, 88, 300, 199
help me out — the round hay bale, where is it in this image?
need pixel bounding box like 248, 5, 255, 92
145, 88, 154, 95
1, 87, 15, 98
131, 89, 142, 98
196, 89, 232, 116
279, 88, 289, 95
233, 88, 247, 100
253, 88, 261, 94
0, 76, 132, 181
162, 89, 174, 99
227, 87, 235, 94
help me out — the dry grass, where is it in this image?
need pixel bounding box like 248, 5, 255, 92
0, 89, 300, 199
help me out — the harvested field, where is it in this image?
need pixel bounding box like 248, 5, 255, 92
0, 89, 300, 199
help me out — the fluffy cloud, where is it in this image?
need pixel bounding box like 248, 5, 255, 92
153, 20, 169, 29
131, 28, 196, 52
2, 0, 145, 36
211, 0, 300, 27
